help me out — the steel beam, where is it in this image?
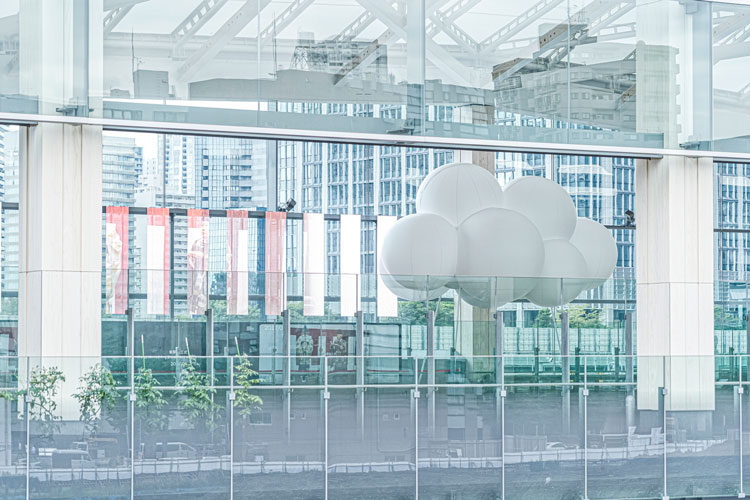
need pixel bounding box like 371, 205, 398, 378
356, 0, 471, 86
332, 11, 375, 42
480, 0, 561, 54
259, 0, 315, 42
429, 9, 479, 51
175, 0, 272, 83
103, 5, 133, 37
171, 0, 232, 51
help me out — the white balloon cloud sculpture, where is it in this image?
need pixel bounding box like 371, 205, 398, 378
379, 162, 618, 308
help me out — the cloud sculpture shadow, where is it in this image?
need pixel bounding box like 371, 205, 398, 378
379, 162, 618, 308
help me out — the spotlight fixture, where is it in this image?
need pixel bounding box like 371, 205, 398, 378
278, 198, 297, 213
625, 210, 635, 226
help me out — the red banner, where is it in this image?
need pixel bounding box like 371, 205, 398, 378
187, 209, 209, 315
227, 210, 249, 315
105, 206, 129, 314
147, 207, 170, 315
265, 212, 287, 316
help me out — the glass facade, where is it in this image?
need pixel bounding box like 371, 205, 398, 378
0, 2, 744, 499
0, 1, 747, 154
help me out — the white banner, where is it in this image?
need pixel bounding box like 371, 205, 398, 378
377, 216, 398, 317
303, 213, 325, 316
146, 208, 170, 316
227, 211, 249, 315
339, 214, 361, 317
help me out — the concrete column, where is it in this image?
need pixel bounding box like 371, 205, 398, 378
19, 123, 103, 418
18, 0, 104, 361
455, 105, 495, 171
455, 105, 497, 367
19, 123, 103, 359
635, 156, 714, 411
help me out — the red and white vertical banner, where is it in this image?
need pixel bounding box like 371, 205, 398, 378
105, 206, 129, 314
187, 209, 209, 315
377, 216, 399, 317
340, 214, 361, 317
265, 212, 287, 316
227, 210, 249, 315
303, 213, 325, 316
147, 207, 170, 316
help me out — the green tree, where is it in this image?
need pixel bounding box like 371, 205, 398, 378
533, 308, 555, 327
9, 367, 66, 441
568, 306, 604, 328
73, 364, 120, 436
178, 358, 222, 433
234, 354, 263, 421
134, 368, 168, 434
287, 302, 305, 322
209, 299, 261, 322
398, 300, 454, 326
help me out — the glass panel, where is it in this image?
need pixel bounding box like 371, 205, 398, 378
587, 385, 660, 499
134, 382, 230, 499
713, 1, 750, 154
328, 388, 415, 499
28, 358, 130, 500
0, 354, 25, 500
233, 388, 324, 500
666, 382, 740, 497
504, 384, 584, 499
418, 386, 502, 500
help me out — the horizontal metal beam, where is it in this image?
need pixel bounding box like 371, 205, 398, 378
99, 205, 379, 222
3, 110, 750, 162
0, 111, 672, 159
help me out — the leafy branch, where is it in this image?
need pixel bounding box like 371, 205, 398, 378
73, 364, 120, 435
178, 357, 222, 433
234, 353, 263, 421
135, 368, 167, 433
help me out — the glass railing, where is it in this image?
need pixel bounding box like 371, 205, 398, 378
101, 269, 638, 362
0, 355, 747, 499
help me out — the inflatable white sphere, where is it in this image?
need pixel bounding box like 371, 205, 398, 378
570, 217, 618, 289
416, 163, 504, 226
459, 278, 516, 309
380, 213, 457, 291
502, 176, 577, 240
525, 239, 588, 307
380, 269, 447, 302
456, 208, 544, 281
